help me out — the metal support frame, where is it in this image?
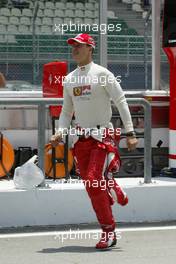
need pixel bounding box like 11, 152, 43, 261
144, 7, 152, 90
0, 97, 152, 184
127, 98, 152, 183
51, 117, 69, 181
152, 0, 161, 90
37, 103, 46, 186
99, 0, 107, 67
32, 1, 39, 85
51, 118, 57, 181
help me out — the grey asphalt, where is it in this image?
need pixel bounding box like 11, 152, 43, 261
0, 224, 176, 264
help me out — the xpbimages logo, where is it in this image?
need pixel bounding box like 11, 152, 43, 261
48, 74, 122, 85
54, 21, 122, 35
57, 126, 121, 139
54, 177, 121, 191
54, 229, 122, 243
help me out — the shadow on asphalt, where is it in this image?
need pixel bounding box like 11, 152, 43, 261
37, 246, 123, 253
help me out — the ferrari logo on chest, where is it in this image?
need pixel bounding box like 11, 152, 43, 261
73, 85, 91, 97
73, 87, 83, 96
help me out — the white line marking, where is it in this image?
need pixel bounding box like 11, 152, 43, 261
0, 225, 176, 239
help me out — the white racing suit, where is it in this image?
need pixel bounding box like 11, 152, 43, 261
57, 61, 134, 233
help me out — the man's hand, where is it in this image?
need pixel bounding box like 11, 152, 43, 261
126, 136, 138, 151
50, 132, 63, 147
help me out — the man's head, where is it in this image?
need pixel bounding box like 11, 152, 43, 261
67, 33, 95, 65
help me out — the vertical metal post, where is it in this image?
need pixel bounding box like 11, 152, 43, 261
99, 0, 107, 67
143, 100, 152, 183
144, 7, 152, 90
32, 2, 39, 85
144, 26, 148, 90
38, 103, 46, 186
125, 36, 130, 77
152, 0, 161, 90
51, 117, 56, 180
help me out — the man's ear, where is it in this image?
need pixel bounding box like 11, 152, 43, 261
88, 45, 93, 54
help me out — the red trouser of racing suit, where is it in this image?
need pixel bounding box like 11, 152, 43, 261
73, 134, 121, 233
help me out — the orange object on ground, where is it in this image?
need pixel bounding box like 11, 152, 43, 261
0, 136, 15, 177
44, 143, 73, 178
